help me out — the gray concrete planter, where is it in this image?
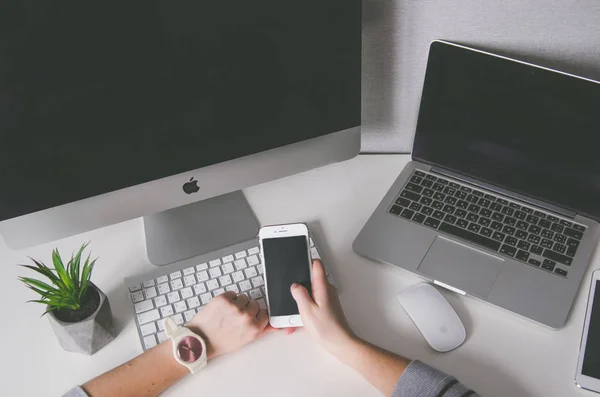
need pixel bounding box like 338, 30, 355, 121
47, 284, 116, 355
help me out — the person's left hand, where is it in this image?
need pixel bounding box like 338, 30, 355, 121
185, 291, 270, 359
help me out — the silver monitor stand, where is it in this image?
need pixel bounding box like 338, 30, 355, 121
143, 190, 259, 266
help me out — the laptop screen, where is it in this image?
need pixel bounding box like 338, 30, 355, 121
413, 41, 600, 221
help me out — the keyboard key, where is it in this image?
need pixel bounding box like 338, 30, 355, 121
437, 179, 449, 185
420, 196, 433, 206
405, 183, 424, 193
421, 179, 434, 188
240, 280, 252, 291
460, 186, 472, 193
174, 301, 187, 313
156, 275, 169, 284
157, 331, 168, 343
516, 250, 529, 262
456, 219, 469, 228
573, 224, 586, 232
444, 196, 458, 205
541, 229, 553, 238
432, 183, 444, 192
413, 213, 427, 224
423, 188, 434, 198
455, 209, 467, 218
516, 221, 528, 230
395, 198, 410, 208
196, 263, 208, 271
197, 270, 209, 282
250, 289, 263, 299
467, 223, 481, 233
181, 287, 193, 299
423, 217, 440, 229
478, 198, 491, 208
154, 295, 168, 307
542, 259, 556, 271
219, 275, 233, 286
433, 192, 445, 201
555, 268, 568, 277
193, 283, 207, 295
567, 238, 580, 249
515, 230, 528, 239
187, 296, 201, 309
554, 243, 567, 254
466, 213, 479, 223
539, 219, 551, 229
490, 221, 503, 231
500, 245, 516, 257
443, 187, 457, 195
143, 334, 157, 349
209, 267, 222, 278
502, 226, 516, 235
157, 283, 170, 295
509, 202, 520, 209
410, 175, 423, 184
517, 240, 531, 250
401, 208, 415, 219
131, 291, 144, 303
490, 202, 502, 211
551, 223, 564, 233
134, 300, 154, 314
138, 309, 161, 325
546, 215, 559, 222
564, 227, 583, 240
172, 314, 184, 325
560, 219, 573, 227
209, 259, 222, 268
455, 191, 467, 200
553, 234, 566, 243
526, 215, 539, 224
505, 236, 517, 246
222, 254, 235, 263
170, 271, 182, 280
444, 214, 457, 224
503, 217, 516, 227
542, 249, 572, 266
531, 245, 543, 255
514, 211, 526, 220
140, 322, 157, 336
492, 213, 504, 222
200, 293, 212, 305
438, 222, 502, 251
497, 198, 508, 205
251, 276, 264, 288
501, 207, 514, 216
183, 267, 195, 276
222, 262, 235, 274
492, 231, 505, 242
415, 171, 426, 177
528, 225, 541, 235
472, 190, 484, 197
432, 210, 445, 220
534, 210, 545, 217
466, 195, 478, 204
232, 271, 245, 283
480, 208, 492, 218
528, 259, 541, 267
129, 284, 142, 292
226, 285, 240, 294
171, 279, 183, 290
432, 201, 444, 210
481, 227, 493, 237
213, 288, 225, 297
478, 217, 491, 226
143, 286, 157, 299
527, 235, 541, 244
142, 280, 155, 288
442, 204, 455, 214
245, 267, 258, 278
160, 305, 175, 319
206, 279, 219, 291
235, 251, 248, 259
468, 204, 481, 213
484, 194, 495, 200
167, 291, 181, 303
521, 207, 533, 214
234, 259, 247, 270
184, 309, 196, 323
246, 255, 259, 267
457, 200, 469, 209
184, 275, 196, 286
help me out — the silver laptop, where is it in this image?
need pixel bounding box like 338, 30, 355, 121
354, 40, 600, 328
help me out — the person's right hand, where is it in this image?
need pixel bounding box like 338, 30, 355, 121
290, 260, 356, 358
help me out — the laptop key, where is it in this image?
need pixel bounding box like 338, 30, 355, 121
546, 215, 559, 223
503, 217, 516, 226
543, 249, 572, 266
541, 239, 553, 248
492, 212, 504, 222
484, 194, 496, 200
395, 197, 411, 207
542, 259, 556, 271
443, 187, 457, 195
567, 238, 580, 248
420, 197, 433, 206
501, 207, 515, 216
564, 227, 583, 240
492, 231, 506, 242
425, 174, 437, 181
555, 268, 568, 277
516, 221, 528, 230
444, 196, 458, 205
442, 205, 455, 214
505, 236, 518, 246
573, 224, 586, 232
553, 243, 567, 254
432, 210, 445, 220
421, 179, 433, 188
566, 246, 577, 257
480, 227, 493, 237
478, 198, 491, 208
423, 188, 434, 197
521, 207, 533, 214
480, 208, 493, 218
515, 250, 529, 262
502, 226, 516, 235
528, 225, 541, 235
410, 175, 423, 184
560, 220, 573, 227
467, 223, 481, 233
405, 183, 423, 193
515, 230, 528, 239
531, 245, 543, 255
438, 222, 502, 251
500, 245, 516, 257
414, 171, 426, 177
412, 213, 426, 224
514, 211, 526, 220
509, 202, 521, 209
517, 240, 530, 250
437, 179, 449, 185
432, 201, 444, 210
455, 191, 467, 200
534, 211, 546, 218
528, 258, 541, 267
551, 223, 564, 233
455, 209, 467, 218
432, 183, 445, 192
401, 190, 421, 201
433, 192, 445, 201
490, 203, 502, 211
423, 217, 440, 229
553, 234, 566, 243
527, 235, 541, 244
456, 219, 469, 228
420, 206, 434, 216
460, 186, 472, 193
468, 204, 481, 213
526, 215, 539, 224
401, 209, 415, 219
497, 198, 508, 205
457, 200, 469, 209
449, 182, 460, 188
409, 202, 422, 211
389, 205, 402, 215
490, 221, 503, 231
478, 217, 491, 226
444, 214, 457, 224
466, 213, 479, 222
473, 190, 484, 197
540, 229, 553, 238
466, 194, 478, 203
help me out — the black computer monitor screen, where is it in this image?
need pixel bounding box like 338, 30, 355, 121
413, 42, 600, 221
0, 1, 361, 222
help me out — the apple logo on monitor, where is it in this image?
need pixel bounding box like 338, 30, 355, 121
183, 177, 200, 194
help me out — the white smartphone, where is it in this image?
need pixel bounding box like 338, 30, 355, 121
576, 270, 600, 392
259, 223, 312, 328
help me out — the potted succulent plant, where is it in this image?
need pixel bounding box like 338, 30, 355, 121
19, 243, 116, 355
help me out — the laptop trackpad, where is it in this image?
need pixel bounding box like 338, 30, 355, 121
417, 236, 505, 298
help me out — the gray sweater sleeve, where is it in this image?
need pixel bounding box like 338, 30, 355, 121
63, 361, 478, 397
392, 360, 479, 397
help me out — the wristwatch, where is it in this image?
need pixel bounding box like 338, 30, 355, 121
163, 317, 208, 374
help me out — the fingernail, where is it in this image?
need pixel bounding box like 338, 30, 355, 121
291, 283, 299, 289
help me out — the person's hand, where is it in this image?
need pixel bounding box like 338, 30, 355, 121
186, 292, 269, 359
290, 260, 356, 358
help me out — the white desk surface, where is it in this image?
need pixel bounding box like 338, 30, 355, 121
1, 154, 597, 397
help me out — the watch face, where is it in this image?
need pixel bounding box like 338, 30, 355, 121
177, 336, 204, 363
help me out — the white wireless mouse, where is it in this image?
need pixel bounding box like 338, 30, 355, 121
397, 283, 466, 352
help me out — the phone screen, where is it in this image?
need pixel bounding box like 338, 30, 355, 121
583, 280, 600, 379
263, 236, 311, 316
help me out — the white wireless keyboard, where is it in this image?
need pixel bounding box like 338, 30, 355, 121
125, 234, 333, 350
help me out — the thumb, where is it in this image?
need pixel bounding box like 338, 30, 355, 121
291, 283, 314, 314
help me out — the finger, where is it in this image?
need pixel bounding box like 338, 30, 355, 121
220, 291, 237, 301
310, 260, 330, 306
261, 324, 279, 334
290, 283, 315, 314
284, 327, 298, 335
246, 299, 260, 317
233, 293, 250, 308
256, 309, 269, 332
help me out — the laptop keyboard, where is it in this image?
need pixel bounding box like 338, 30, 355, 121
389, 170, 587, 278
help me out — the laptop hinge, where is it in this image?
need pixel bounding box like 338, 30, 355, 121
430, 166, 577, 219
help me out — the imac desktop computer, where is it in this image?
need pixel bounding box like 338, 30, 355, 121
0, 1, 362, 267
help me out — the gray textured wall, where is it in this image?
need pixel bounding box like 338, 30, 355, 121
362, 0, 600, 153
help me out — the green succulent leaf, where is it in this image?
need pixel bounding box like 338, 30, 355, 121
52, 249, 73, 290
